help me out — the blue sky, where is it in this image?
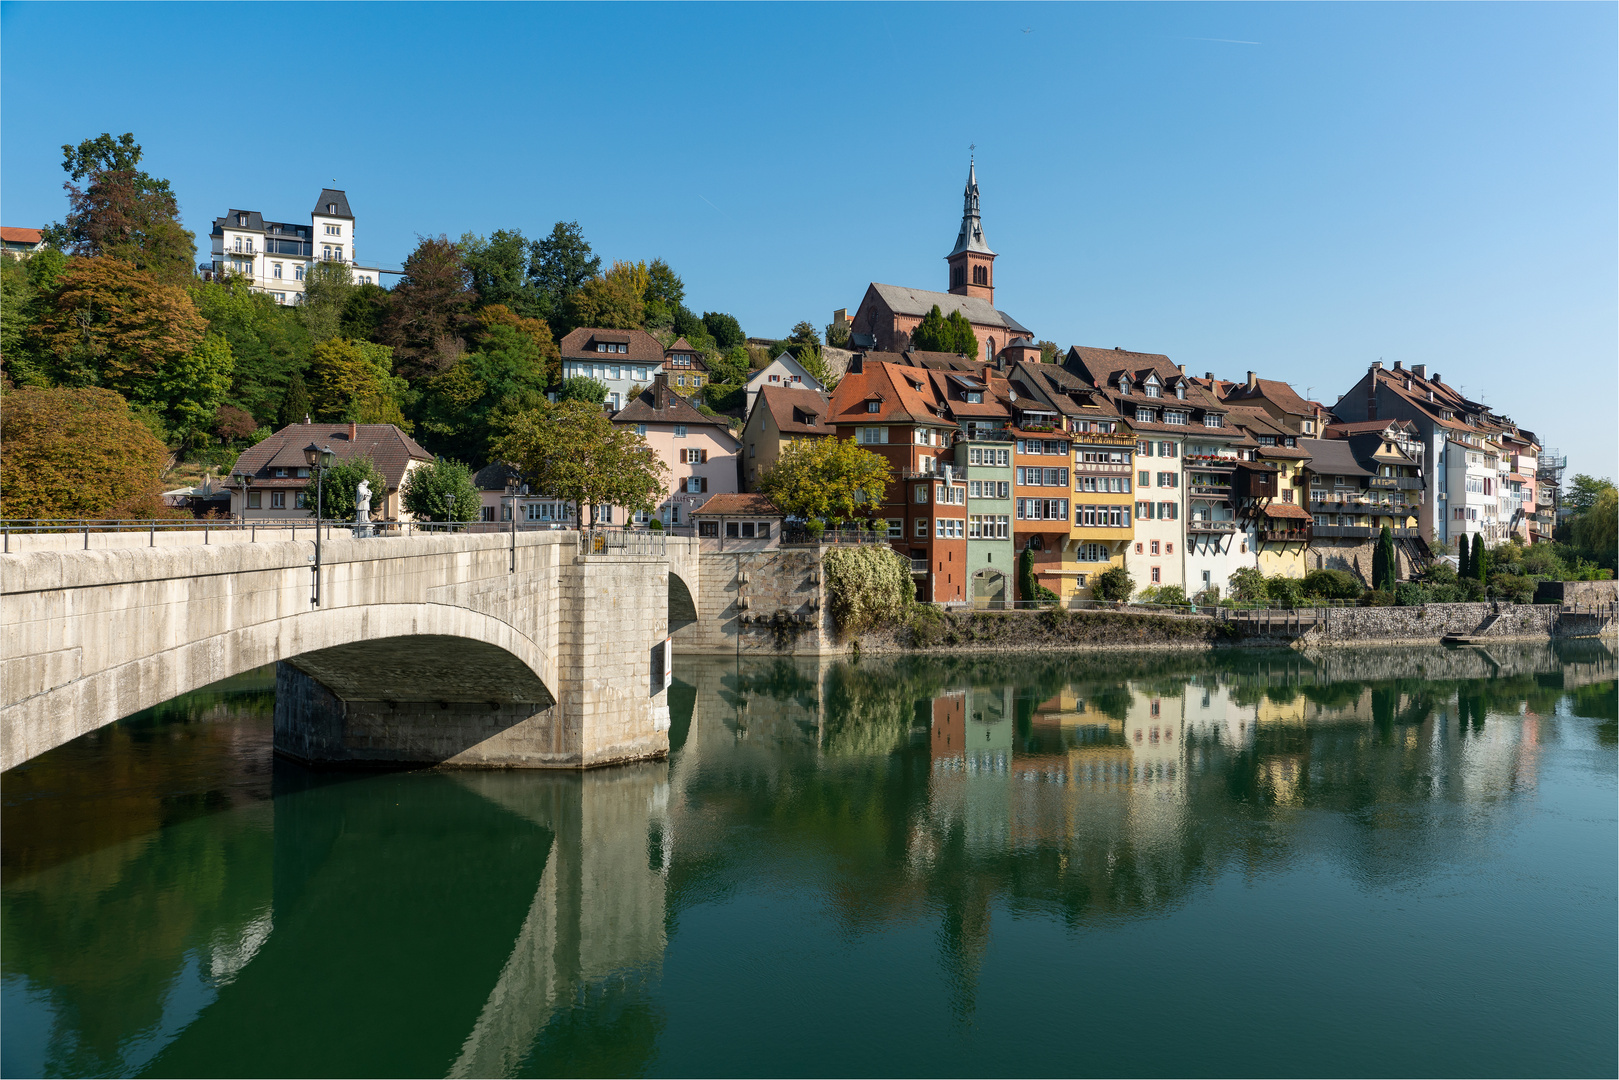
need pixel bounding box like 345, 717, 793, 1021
3, 2, 1614, 478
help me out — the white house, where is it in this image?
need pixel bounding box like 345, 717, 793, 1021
207, 188, 383, 304
744, 351, 825, 420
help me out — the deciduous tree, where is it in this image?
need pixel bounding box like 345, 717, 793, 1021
300, 259, 355, 342
493, 400, 667, 527
400, 458, 481, 523
307, 338, 410, 427
303, 456, 389, 521
560, 274, 644, 334
757, 437, 891, 524
43, 133, 196, 284
461, 229, 543, 319
382, 235, 472, 377
702, 311, 745, 350
0, 386, 169, 518
529, 221, 600, 324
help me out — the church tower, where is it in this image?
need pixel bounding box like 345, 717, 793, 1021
945, 158, 996, 302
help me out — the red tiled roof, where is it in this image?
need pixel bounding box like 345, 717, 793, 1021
557, 326, 666, 362
233, 423, 433, 488
826, 361, 953, 428
1264, 502, 1313, 521
1222, 376, 1313, 417
1, 226, 43, 244
755, 385, 832, 436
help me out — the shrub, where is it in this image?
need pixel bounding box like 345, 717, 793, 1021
1365, 588, 1395, 607
1462, 578, 1486, 602
1265, 575, 1305, 608
1227, 566, 1267, 603
1489, 571, 1536, 605
1094, 564, 1135, 602
823, 545, 913, 636
906, 604, 946, 647
648, 518, 664, 531
1302, 568, 1362, 600
1147, 584, 1188, 606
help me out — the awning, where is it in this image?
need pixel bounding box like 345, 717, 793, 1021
1264, 502, 1312, 521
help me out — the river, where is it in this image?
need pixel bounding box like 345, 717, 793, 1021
3, 642, 1615, 1078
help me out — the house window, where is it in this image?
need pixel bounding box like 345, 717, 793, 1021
635, 423, 647, 437
1135, 542, 1144, 554
867, 401, 880, 413
684, 448, 707, 464
246, 491, 261, 509
1145, 385, 1161, 398
325, 224, 341, 235
699, 521, 720, 538
269, 491, 289, 509
1159, 502, 1177, 519
1166, 543, 1173, 553
1157, 472, 1178, 488
1136, 502, 1153, 519
915, 518, 928, 538
295, 265, 305, 281
1159, 442, 1177, 458
887, 519, 903, 539
675, 425, 687, 438
1206, 414, 1223, 428
1151, 567, 1161, 583
1150, 540, 1160, 555
685, 476, 706, 493
272, 262, 283, 279
859, 427, 887, 444
1136, 408, 1154, 422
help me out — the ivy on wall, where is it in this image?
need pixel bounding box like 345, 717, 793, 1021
822, 546, 913, 637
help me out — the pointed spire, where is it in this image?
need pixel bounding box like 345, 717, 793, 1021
948, 156, 994, 257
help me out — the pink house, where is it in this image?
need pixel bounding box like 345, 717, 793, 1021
613, 373, 740, 527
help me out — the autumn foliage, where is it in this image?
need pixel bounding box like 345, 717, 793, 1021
0, 386, 170, 518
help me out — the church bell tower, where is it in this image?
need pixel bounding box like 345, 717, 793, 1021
945, 158, 996, 302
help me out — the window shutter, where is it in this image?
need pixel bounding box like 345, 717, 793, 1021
700, 449, 709, 463
700, 476, 708, 492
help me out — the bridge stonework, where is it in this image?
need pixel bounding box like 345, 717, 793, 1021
2, 532, 681, 771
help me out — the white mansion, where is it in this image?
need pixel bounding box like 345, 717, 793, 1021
207, 188, 383, 303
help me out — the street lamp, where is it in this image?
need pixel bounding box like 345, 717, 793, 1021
445, 492, 455, 532
303, 443, 337, 606
232, 471, 250, 526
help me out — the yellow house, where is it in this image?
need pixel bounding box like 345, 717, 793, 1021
1227, 405, 1312, 579
739, 384, 832, 491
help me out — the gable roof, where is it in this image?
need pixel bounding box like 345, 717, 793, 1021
558, 326, 667, 363
233, 423, 433, 488
612, 375, 733, 431
745, 351, 824, 390
1064, 345, 1182, 388
313, 189, 354, 219
1, 226, 43, 245
692, 493, 782, 518
1222, 376, 1314, 417
1298, 438, 1372, 477
826, 360, 954, 429
866, 283, 1015, 331
754, 385, 833, 435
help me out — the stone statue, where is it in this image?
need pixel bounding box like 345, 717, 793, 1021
355, 480, 372, 522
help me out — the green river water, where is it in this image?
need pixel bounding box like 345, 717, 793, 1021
3, 642, 1615, 1078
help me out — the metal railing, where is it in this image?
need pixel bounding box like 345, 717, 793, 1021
579, 529, 667, 555
781, 525, 889, 546
0, 517, 589, 551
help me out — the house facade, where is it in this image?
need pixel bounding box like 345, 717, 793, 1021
556, 327, 667, 412
662, 337, 709, 403
743, 351, 826, 420
207, 189, 382, 303
740, 385, 832, 491
229, 422, 433, 522
611, 373, 740, 528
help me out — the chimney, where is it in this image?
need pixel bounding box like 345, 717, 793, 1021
1392, 360, 1403, 371
1370, 361, 1383, 371
1412, 364, 1428, 379
1432, 373, 1441, 385
1246, 371, 1258, 390
347, 421, 357, 441
653, 371, 670, 410
1177, 364, 1186, 375
1204, 372, 1214, 383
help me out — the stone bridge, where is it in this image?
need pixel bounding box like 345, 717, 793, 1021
1, 530, 701, 772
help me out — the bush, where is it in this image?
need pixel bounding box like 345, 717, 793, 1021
1140, 584, 1188, 606
1265, 575, 1305, 608
1489, 571, 1536, 605
1228, 566, 1267, 603
1303, 568, 1363, 600
1462, 578, 1486, 602
648, 517, 664, 531
1365, 588, 1395, 607
906, 604, 946, 647
1093, 564, 1135, 602
823, 545, 914, 636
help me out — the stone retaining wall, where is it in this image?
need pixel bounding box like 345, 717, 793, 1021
1300, 602, 1560, 644
672, 546, 837, 654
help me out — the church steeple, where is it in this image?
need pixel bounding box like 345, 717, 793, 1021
946, 156, 996, 302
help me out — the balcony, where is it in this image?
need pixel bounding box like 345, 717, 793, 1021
1397, 477, 1424, 490
1187, 520, 1239, 534
1368, 476, 1397, 489
265, 238, 312, 257
901, 468, 944, 481
1074, 462, 1132, 474
1072, 431, 1136, 447
230, 241, 255, 255
961, 430, 1014, 443
1189, 485, 1232, 498
911, 559, 929, 574
1310, 524, 1374, 539
1183, 456, 1235, 470
1259, 529, 1310, 543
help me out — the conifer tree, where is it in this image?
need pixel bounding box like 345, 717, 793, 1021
1472, 533, 1488, 583
1457, 536, 1471, 579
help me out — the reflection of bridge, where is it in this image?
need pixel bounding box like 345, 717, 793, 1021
2, 531, 700, 770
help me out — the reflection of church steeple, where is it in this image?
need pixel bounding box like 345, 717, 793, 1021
946, 156, 997, 302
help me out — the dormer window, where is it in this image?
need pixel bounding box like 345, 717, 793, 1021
867, 400, 880, 413
1176, 385, 1186, 399
1205, 414, 1223, 428
327, 203, 337, 214
1145, 384, 1161, 398
237, 213, 247, 226
1118, 377, 1131, 395
965, 391, 983, 404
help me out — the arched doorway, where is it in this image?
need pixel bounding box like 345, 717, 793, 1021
972, 568, 1007, 609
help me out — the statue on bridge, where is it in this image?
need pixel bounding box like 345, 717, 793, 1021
354, 479, 372, 537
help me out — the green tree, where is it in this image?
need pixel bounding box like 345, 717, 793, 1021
1566, 473, 1612, 515
1373, 525, 1397, 591
757, 437, 892, 523
1488, 571, 1536, 605
189, 274, 310, 424
155, 332, 235, 447
709, 345, 750, 386
461, 228, 544, 319
43, 133, 196, 284
1571, 486, 1617, 570
414, 313, 556, 463
306, 338, 410, 427
1227, 565, 1268, 602
278, 372, 311, 427
1037, 340, 1060, 364
1457, 535, 1471, 579
558, 376, 609, 406
299, 259, 356, 342
1093, 564, 1135, 602
304, 456, 388, 521
493, 400, 668, 527
560, 275, 644, 335
644, 258, 685, 323
1018, 548, 1038, 604
0, 386, 169, 518
1471, 533, 1488, 584
702, 311, 745, 350
0, 247, 68, 387
400, 458, 480, 523
909, 304, 977, 355
529, 221, 600, 325
339, 282, 393, 342
1302, 568, 1362, 599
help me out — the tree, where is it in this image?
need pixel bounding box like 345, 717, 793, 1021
155, 332, 235, 447
43, 133, 196, 284
529, 221, 600, 324
1374, 525, 1398, 591
560, 274, 643, 335
300, 259, 356, 342
702, 311, 745, 350
339, 282, 393, 342
493, 400, 668, 527
1457, 535, 1471, 579
0, 246, 68, 388
645, 259, 685, 314
1571, 486, 1617, 570
382, 235, 472, 377
1037, 340, 1060, 364
461, 228, 543, 319
1094, 564, 1135, 602
1471, 533, 1488, 584
278, 372, 311, 427
671, 305, 716, 352
306, 338, 409, 426
189, 274, 310, 424
214, 405, 258, 442
757, 437, 891, 523
1566, 474, 1613, 515
0, 386, 168, 518
400, 458, 481, 523
909, 305, 977, 355
558, 376, 608, 406
37, 257, 208, 406
1018, 547, 1038, 604
303, 456, 389, 521
1228, 565, 1268, 602
824, 320, 851, 349
477, 304, 560, 383
414, 311, 558, 463
709, 345, 750, 386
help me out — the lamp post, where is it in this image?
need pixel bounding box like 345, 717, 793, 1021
233, 471, 249, 526
445, 492, 455, 532
303, 443, 337, 605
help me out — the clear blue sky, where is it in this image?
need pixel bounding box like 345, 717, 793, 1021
3, 2, 1614, 479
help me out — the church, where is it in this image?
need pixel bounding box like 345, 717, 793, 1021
847, 160, 1035, 363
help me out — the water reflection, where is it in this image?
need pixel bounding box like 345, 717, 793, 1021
2, 641, 1614, 1077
